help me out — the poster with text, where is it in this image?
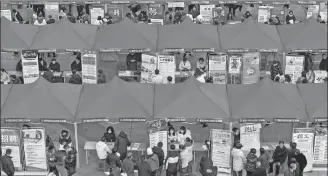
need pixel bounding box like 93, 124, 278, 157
314, 70, 327, 83
285, 55, 304, 84
211, 129, 232, 174
148, 119, 168, 157
258, 6, 270, 23
90, 7, 104, 25
319, 2, 327, 22
240, 123, 261, 155
242, 52, 260, 84
270, 5, 285, 24
313, 126, 327, 165
158, 55, 176, 84
200, 5, 215, 24
1, 127, 21, 168
209, 55, 227, 84
307, 5, 320, 19
140, 54, 157, 83
22, 127, 47, 170
148, 4, 164, 24
82, 52, 97, 84
107, 4, 123, 23
1, 9, 11, 20
228, 56, 241, 74
21, 50, 39, 84
45, 2, 59, 20
292, 128, 315, 172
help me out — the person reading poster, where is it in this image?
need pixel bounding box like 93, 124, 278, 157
211, 129, 232, 174
240, 123, 261, 155
1, 127, 21, 169
208, 54, 227, 84
242, 52, 260, 84
21, 50, 39, 84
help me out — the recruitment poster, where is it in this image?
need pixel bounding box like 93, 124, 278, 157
319, 2, 327, 22
148, 119, 168, 157
242, 52, 260, 84
208, 54, 227, 84
107, 4, 123, 23
158, 55, 176, 84
211, 129, 232, 174
292, 128, 315, 172
90, 7, 104, 25
21, 50, 39, 84
258, 6, 270, 23
1, 127, 21, 168
240, 123, 261, 155
228, 56, 241, 74
140, 54, 157, 83
314, 70, 327, 83
123, 4, 148, 23
148, 4, 164, 25
200, 5, 215, 24
1, 3, 11, 20
22, 127, 47, 170
313, 126, 327, 165
285, 55, 304, 84
45, 2, 59, 20
81, 51, 97, 84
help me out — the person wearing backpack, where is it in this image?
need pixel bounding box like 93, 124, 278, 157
146, 147, 159, 176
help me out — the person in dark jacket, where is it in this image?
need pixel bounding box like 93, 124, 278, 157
199, 156, 217, 176
12, 9, 24, 22
38, 57, 48, 71
126, 53, 140, 71
59, 130, 72, 148
16, 60, 23, 72
97, 69, 106, 84
286, 10, 296, 24
69, 69, 82, 84
104, 126, 116, 142
287, 142, 297, 163
122, 152, 135, 176
272, 141, 288, 176
152, 142, 165, 169
71, 57, 82, 72
319, 53, 327, 71
114, 131, 131, 160
64, 145, 77, 176
136, 155, 152, 176
43, 68, 55, 83
252, 161, 267, 176
2, 149, 15, 176
245, 148, 258, 176
295, 149, 307, 176
109, 161, 121, 176
270, 60, 283, 81
165, 144, 179, 176
258, 148, 270, 172
47, 15, 55, 24
106, 149, 121, 169
48, 58, 61, 72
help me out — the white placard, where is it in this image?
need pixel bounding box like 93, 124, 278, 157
140, 54, 157, 83
1, 9, 12, 20
21, 50, 39, 84
1, 128, 21, 168
258, 6, 270, 23
285, 55, 304, 84
211, 129, 232, 174
314, 70, 327, 83
200, 5, 215, 24
168, 2, 185, 8
82, 52, 97, 84
240, 123, 261, 155
158, 55, 176, 84
228, 56, 241, 74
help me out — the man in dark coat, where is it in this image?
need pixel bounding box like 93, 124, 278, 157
64, 145, 77, 176
252, 161, 267, 176
43, 68, 55, 83
69, 69, 82, 84
106, 149, 121, 169
295, 149, 307, 176
114, 131, 131, 160
16, 60, 22, 72
152, 142, 165, 168
71, 57, 82, 71
272, 141, 288, 176
2, 149, 15, 176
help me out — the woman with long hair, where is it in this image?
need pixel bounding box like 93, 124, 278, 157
168, 126, 177, 144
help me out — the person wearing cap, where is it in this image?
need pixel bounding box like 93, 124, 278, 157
47, 15, 55, 24
48, 59, 61, 72
2, 149, 15, 176
71, 57, 82, 72
122, 152, 134, 176
231, 143, 245, 176
245, 148, 258, 176
145, 147, 159, 176
252, 161, 267, 176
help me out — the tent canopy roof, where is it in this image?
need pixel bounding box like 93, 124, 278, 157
1, 84, 13, 111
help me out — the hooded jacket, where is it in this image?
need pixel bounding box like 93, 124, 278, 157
114, 131, 131, 156
272, 146, 288, 164
152, 146, 164, 166
2, 155, 15, 175
231, 148, 246, 172
245, 153, 257, 172
59, 131, 72, 145
104, 132, 116, 142
64, 147, 77, 169
295, 153, 307, 172
165, 150, 179, 173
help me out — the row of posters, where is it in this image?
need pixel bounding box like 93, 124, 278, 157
285, 55, 304, 84
148, 119, 168, 158
210, 129, 232, 174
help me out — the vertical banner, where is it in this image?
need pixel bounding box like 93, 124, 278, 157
148, 4, 164, 25
319, 2, 327, 22
45, 2, 59, 20
307, 5, 320, 19
90, 7, 104, 25
107, 4, 123, 23
313, 126, 327, 165
285, 55, 304, 84
208, 54, 227, 84
258, 6, 271, 23
1, 3, 12, 20
21, 50, 39, 84
211, 129, 232, 174
314, 70, 327, 83
200, 5, 215, 24
157, 55, 176, 84
1, 127, 21, 168
22, 127, 47, 170
140, 54, 157, 83
81, 51, 97, 84
148, 119, 168, 157
242, 52, 260, 84
292, 128, 315, 172
240, 123, 261, 155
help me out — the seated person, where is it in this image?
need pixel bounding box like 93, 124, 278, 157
46, 142, 57, 167
10, 75, 22, 84
197, 58, 207, 72
97, 69, 106, 84
1, 68, 11, 84
59, 130, 72, 150
103, 126, 116, 143
71, 57, 82, 72
16, 59, 23, 72
151, 69, 164, 84
126, 53, 139, 71
69, 69, 82, 84
48, 59, 61, 72
96, 136, 111, 160
179, 53, 192, 71
177, 126, 191, 145
38, 57, 48, 71
43, 68, 55, 83
199, 156, 217, 176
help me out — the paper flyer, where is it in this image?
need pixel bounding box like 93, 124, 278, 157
211, 129, 232, 174
22, 127, 47, 170
240, 123, 261, 155
1, 127, 21, 168
209, 55, 227, 84
148, 4, 164, 24
228, 56, 241, 74
307, 5, 320, 19
81, 51, 97, 84
107, 4, 123, 23
90, 7, 104, 25
292, 128, 315, 172
148, 119, 168, 157
313, 126, 327, 165
242, 52, 260, 84
285, 55, 304, 84
258, 6, 270, 23
158, 55, 176, 84
45, 2, 59, 20
314, 70, 327, 83
200, 5, 215, 24
140, 54, 157, 83
319, 2, 327, 22
21, 50, 39, 84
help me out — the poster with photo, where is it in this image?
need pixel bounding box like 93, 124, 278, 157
209, 55, 227, 84
313, 126, 327, 165
148, 4, 164, 24
240, 123, 261, 155
285, 55, 304, 84
21, 50, 39, 84
200, 5, 215, 24
81, 51, 97, 84
211, 129, 232, 174
314, 70, 327, 83
45, 2, 59, 20
107, 4, 123, 23
140, 54, 157, 83
242, 52, 260, 84
158, 55, 176, 84
1, 127, 21, 168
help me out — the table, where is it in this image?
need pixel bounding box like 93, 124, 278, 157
84, 141, 146, 164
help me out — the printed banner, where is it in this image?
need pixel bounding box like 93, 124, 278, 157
140, 54, 157, 83
148, 119, 168, 158
314, 70, 327, 83
228, 56, 241, 74
90, 7, 104, 25
258, 6, 271, 23
211, 129, 232, 174
200, 5, 215, 24
242, 52, 260, 84
209, 55, 227, 84
285, 55, 304, 84
158, 55, 176, 84
148, 4, 164, 24
292, 128, 315, 172
22, 127, 47, 170
45, 2, 59, 20
107, 4, 123, 23
307, 5, 320, 19
240, 123, 261, 155
81, 51, 97, 84
21, 50, 39, 84
319, 2, 327, 22
1, 127, 21, 168
313, 126, 327, 165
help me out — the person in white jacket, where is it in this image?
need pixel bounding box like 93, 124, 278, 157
179, 137, 194, 176
231, 143, 246, 176
177, 126, 191, 145
96, 136, 111, 160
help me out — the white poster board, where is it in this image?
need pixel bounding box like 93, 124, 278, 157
1, 127, 21, 168
140, 54, 157, 83
211, 129, 232, 174
313, 126, 327, 165
1, 9, 11, 20
45, 2, 59, 20
81, 51, 97, 84
209, 54, 227, 84
258, 6, 271, 23
285, 55, 304, 84
240, 123, 261, 155
200, 5, 215, 24
157, 55, 176, 84
21, 50, 39, 84
148, 119, 168, 158
314, 70, 327, 83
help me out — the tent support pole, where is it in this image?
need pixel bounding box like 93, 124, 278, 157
74, 122, 80, 168
306, 122, 310, 128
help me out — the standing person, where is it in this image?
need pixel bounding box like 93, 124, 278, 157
47, 15, 55, 24
103, 126, 116, 143
47, 142, 57, 168
232, 127, 240, 147
152, 142, 165, 176
97, 69, 107, 84
63, 145, 77, 176
59, 130, 72, 149
114, 131, 131, 161
231, 143, 245, 176
96, 136, 111, 160
295, 149, 307, 176
199, 156, 217, 176
290, 157, 300, 176
252, 161, 267, 176
272, 141, 288, 176
270, 60, 283, 81
258, 148, 270, 173
136, 155, 152, 176
109, 161, 121, 176
146, 147, 159, 176
305, 58, 315, 83
47, 165, 61, 176
245, 148, 258, 176
122, 152, 135, 176
38, 57, 48, 71
319, 53, 327, 71
286, 10, 296, 24
165, 144, 179, 176
2, 149, 15, 176
1, 68, 11, 84
106, 149, 121, 169
12, 9, 24, 22
177, 126, 191, 145
180, 138, 193, 176
287, 142, 297, 163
